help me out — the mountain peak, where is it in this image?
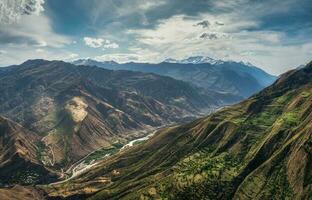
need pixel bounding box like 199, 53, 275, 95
163, 56, 224, 65
162, 56, 263, 68
163, 58, 179, 63
21, 59, 50, 67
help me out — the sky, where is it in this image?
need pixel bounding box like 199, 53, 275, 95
0, 0, 311, 75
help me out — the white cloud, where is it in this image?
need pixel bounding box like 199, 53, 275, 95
126, 13, 311, 75
84, 37, 119, 49
103, 42, 119, 49
95, 47, 161, 63
35, 48, 45, 53
0, 0, 74, 67
83, 37, 105, 48
138, 1, 166, 11
95, 53, 138, 63
0, 0, 45, 24
0, 45, 80, 66
0, 14, 71, 48
64, 53, 79, 61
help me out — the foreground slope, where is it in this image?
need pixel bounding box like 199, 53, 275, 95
0, 59, 215, 172
0, 185, 45, 200
45, 61, 311, 199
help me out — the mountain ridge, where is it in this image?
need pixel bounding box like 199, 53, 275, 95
73, 57, 276, 100
163, 56, 224, 65
42, 61, 312, 200
0, 59, 221, 182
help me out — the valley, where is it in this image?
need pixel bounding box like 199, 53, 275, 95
52, 125, 165, 184
40, 61, 312, 200
0, 59, 225, 187
0, 61, 310, 200
0, 1, 311, 199
0, 55, 309, 200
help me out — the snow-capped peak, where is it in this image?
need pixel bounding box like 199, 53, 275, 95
163, 56, 223, 65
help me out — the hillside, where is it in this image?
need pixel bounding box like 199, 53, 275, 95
73, 57, 276, 100
0, 59, 217, 174
44, 61, 311, 199
0, 116, 56, 186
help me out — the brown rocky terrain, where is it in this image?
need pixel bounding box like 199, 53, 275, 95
0, 116, 56, 186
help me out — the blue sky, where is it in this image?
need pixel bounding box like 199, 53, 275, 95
0, 0, 311, 75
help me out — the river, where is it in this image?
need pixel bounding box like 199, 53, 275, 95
50, 127, 160, 185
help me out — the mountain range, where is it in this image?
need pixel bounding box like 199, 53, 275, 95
0, 59, 220, 185
73, 56, 276, 100
40, 61, 312, 200
0, 59, 310, 200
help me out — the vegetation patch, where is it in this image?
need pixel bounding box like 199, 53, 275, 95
34, 140, 46, 161
9, 169, 41, 185
145, 149, 241, 199
84, 147, 119, 164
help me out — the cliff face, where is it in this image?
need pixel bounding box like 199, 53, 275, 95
43, 62, 312, 199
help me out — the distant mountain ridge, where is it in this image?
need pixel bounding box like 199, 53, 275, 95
163, 56, 224, 65
163, 56, 260, 68
73, 57, 277, 100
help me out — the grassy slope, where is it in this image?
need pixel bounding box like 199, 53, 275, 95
43, 63, 312, 199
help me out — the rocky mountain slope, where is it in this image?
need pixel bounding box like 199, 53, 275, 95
44, 61, 311, 199
0, 116, 56, 186
0, 59, 217, 176
0, 185, 45, 200
73, 57, 276, 100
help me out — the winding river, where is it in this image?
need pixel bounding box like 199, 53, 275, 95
50, 128, 159, 185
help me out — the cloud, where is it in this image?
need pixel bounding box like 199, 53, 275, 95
35, 48, 45, 53
195, 20, 210, 28
95, 53, 139, 63
200, 33, 218, 40
103, 42, 119, 49
1, 15, 70, 48
215, 21, 224, 26
83, 37, 105, 48
83, 37, 119, 49
94, 48, 159, 63
0, 44, 80, 66
1, 0, 311, 75
0, 0, 65, 47
138, 1, 166, 11
65, 53, 79, 60
0, 0, 75, 67
0, 0, 45, 24
126, 12, 312, 75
